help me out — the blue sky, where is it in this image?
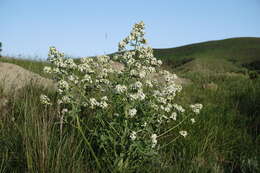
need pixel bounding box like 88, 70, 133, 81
1, 0, 260, 59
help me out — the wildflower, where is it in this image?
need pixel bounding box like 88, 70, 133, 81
61, 108, 68, 115
61, 95, 71, 104
128, 108, 137, 118
145, 80, 153, 87
118, 40, 127, 51
139, 70, 146, 78
82, 74, 92, 83
141, 122, 147, 127
101, 96, 108, 101
68, 75, 78, 84
129, 90, 145, 101
157, 97, 167, 104
115, 84, 127, 94
130, 69, 138, 77
179, 130, 188, 138
43, 66, 52, 74
190, 104, 203, 114
65, 58, 77, 69
164, 104, 172, 112
89, 98, 99, 109
130, 131, 137, 141
131, 81, 143, 90
58, 80, 69, 93
173, 104, 185, 113
170, 112, 177, 120
191, 118, 196, 124
40, 94, 52, 105
99, 101, 108, 109
151, 134, 157, 148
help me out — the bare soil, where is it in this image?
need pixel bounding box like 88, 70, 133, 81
0, 62, 54, 93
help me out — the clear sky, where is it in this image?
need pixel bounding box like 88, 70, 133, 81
1, 0, 260, 59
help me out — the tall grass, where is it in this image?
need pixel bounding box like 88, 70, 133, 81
0, 70, 259, 172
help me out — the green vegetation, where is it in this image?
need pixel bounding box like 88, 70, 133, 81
0, 36, 259, 172
154, 37, 260, 74
0, 42, 2, 57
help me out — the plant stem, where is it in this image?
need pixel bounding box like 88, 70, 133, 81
75, 115, 101, 170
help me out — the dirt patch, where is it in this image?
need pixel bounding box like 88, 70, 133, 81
0, 62, 54, 93
110, 61, 191, 85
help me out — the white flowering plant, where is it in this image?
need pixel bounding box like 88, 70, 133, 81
41, 21, 203, 171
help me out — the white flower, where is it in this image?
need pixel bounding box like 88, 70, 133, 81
173, 104, 185, 113
119, 40, 127, 51
99, 101, 108, 109
128, 108, 137, 118
179, 130, 188, 138
65, 58, 77, 69
115, 84, 127, 94
130, 69, 138, 77
190, 104, 203, 114
131, 81, 143, 90
43, 66, 52, 74
61, 96, 71, 104
82, 74, 92, 83
40, 94, 52, 105
141, 122, 147, 127
157, 97, 167, 104
191, 118, 196, 124
61, 108, 68, 114
89, 98, 99, 109
68, 75, 78, 84
101, 96, 108, 101
139, 70, 146, 78
151, 134, 157, 148
145, 80, 153, 88
170, 112, 177, 120
58, 80, 69, 93
164, 104, 172, 113
129, 90, 145, 101
130, 131, 137, 141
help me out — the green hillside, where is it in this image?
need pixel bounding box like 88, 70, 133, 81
154, 37, 260, 74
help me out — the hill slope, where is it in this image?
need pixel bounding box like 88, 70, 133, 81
153, 37, 260, 74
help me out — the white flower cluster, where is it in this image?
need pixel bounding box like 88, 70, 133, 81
128, 108, 137, 118
115, 84, 127, 94
190, 104, 203, 114
130, 131, 137, 141
40, 94, 52, 105
42, 21, 203, 158
89, 97, 109, 109
151, 134, 158, 148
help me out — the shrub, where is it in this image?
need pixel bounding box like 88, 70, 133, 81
248, 70, 258, 80
41, 21, 202, 171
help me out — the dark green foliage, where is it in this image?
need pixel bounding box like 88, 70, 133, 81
248, 71, 258, 80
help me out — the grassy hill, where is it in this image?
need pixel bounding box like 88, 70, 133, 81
154, 37, 260, 75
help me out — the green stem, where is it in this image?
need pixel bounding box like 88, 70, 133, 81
75, 115, 101, 170
159, 136, 180, 149
157, 116, 188, 138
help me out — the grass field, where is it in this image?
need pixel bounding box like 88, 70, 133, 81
0, 37, 259, 172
